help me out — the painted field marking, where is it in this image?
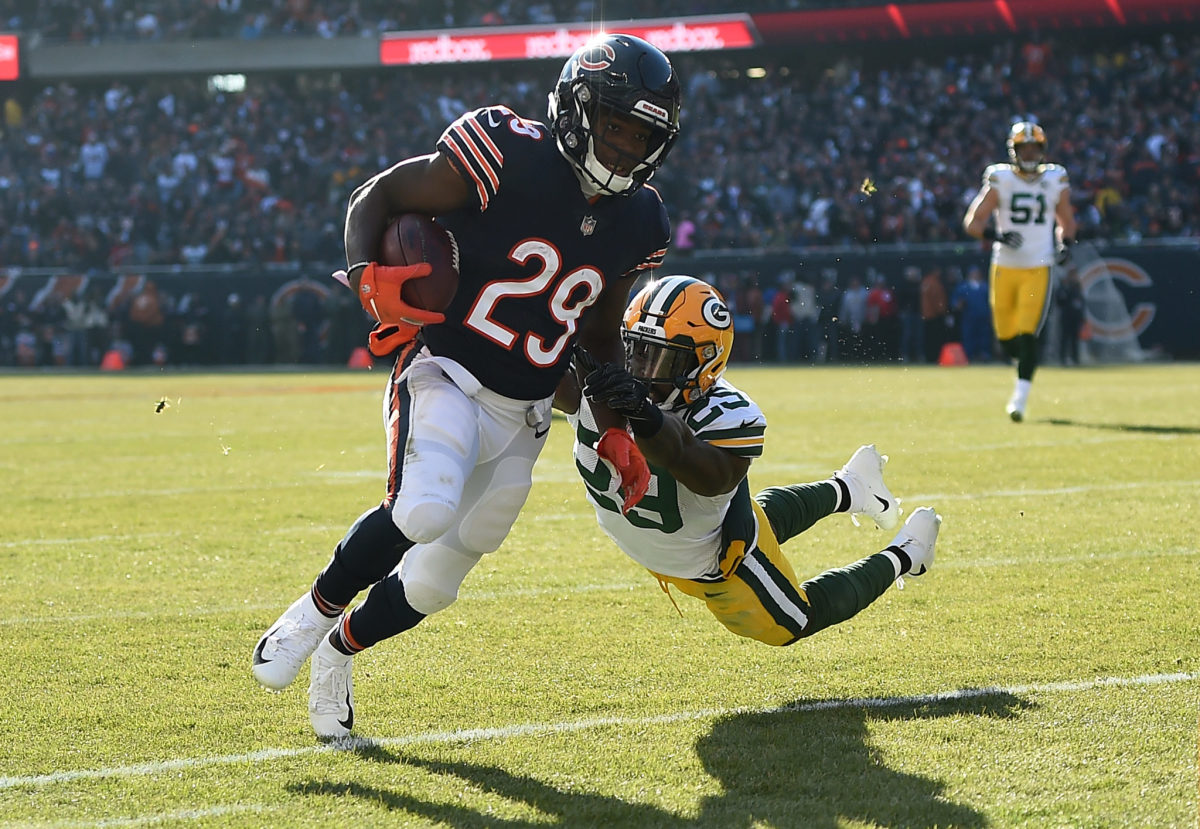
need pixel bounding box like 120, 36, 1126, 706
28, 803, 268, 828
1, 671, 1194, 792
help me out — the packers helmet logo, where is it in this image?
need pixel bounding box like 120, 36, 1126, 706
578, 42, 616, 71
701, 296, 731, 329
1009, 121, 1046, 146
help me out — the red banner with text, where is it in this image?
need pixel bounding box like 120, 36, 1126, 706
0, 35, 18, 81
381, 16, 758, 65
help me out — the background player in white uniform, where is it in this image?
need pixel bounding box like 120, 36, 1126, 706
560, 275, 942, 646
963, 121, 1077, 421
252, 34, 681, 738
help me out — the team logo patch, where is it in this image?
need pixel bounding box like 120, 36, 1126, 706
702, 296, 731, 329
578, 43, 616, 71
1077, 257, 1156, 341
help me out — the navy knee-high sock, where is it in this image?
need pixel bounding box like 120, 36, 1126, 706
312, 505, 414, 612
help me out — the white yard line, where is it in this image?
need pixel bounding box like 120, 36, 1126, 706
1, 671, 1194, 792
13, 804, 268, 829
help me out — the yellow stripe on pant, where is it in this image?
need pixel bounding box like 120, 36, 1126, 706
654, 500, 811, 646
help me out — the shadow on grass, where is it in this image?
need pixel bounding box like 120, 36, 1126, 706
1040, 417, 1200, 435
286, 690, 1030, 828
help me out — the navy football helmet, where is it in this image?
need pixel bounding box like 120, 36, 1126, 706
548, 33, 681, 196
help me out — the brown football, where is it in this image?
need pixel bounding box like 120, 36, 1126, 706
378, 213, 460, 313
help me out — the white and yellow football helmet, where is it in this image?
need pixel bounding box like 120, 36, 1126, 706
622, 275, 733, 407
1007, 121, 1047, 173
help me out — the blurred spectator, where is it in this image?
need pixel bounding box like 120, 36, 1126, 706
864, 270, 899, 362
896, 265, 924, 363
951, 265, 993, 363
126, 280, 165, 365
292, 282, 326, 364
838, 274, 868, 362
63, 284, 108, 366
220, 293, 249, 364
173, 291, 211, 366
792, 275, 820, 362
768, 270, 796, 362
1054, 269, 1086, 366
920, 265, 949, 363
246, 294, 273, 364
815, 268, 841, 363
270, 291, 300, 364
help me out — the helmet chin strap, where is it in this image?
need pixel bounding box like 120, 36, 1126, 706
581, 141, 635, 196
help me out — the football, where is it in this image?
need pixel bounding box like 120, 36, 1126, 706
378, 213, 460, 313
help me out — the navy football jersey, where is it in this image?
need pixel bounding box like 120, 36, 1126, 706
424, 105, 670, 401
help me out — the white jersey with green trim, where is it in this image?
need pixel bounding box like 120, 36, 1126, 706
983, 163, 1069, 268
569, 379, 766, 580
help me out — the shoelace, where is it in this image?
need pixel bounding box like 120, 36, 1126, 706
309, 664, 349, 714
267, 616, 324, 657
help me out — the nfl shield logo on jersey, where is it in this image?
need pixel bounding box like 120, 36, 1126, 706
580, 215, 597, 236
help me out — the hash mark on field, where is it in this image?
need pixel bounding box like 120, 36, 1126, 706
1, 672, 1194, 792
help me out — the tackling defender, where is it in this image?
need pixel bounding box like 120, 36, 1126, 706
252, 34, 681, 738
560, 275, 942, 646
963, 121, 1077, 421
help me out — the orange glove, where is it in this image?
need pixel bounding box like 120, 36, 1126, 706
595, 427, 650, 514
368, 322, 420, 357
356, 262, 445, 327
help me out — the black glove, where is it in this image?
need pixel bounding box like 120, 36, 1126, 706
582, 363, 664, 437
572, 343, 600, 376
983, 227, 1023, 248
1055, 239, 1074, 266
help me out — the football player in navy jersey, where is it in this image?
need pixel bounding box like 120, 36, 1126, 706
561, 276, 943, 646
252, 34, 682, 738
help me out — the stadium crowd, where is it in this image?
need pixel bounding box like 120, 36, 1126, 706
1, 30, 1196, 367
0, 0, 944, 41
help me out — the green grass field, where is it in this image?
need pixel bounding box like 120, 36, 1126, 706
1, 363, 1197, 828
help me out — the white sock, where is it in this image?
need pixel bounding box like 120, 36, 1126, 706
1013, 378, 1031, 405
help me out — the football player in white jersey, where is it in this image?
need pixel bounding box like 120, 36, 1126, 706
560, 275, 942, 646
963, 121, 1077, 421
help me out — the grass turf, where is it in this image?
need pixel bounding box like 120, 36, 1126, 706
0, 363, 1196, 827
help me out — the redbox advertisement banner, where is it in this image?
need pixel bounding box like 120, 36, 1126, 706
0, 35, 18, 81
381, 16, 758, 65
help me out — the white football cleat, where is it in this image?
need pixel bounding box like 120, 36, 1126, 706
252, 593, 337, 690
835, 444, 901, 531
308, 635, 354, 739
889, 506, 941, 577
1005, 394, 1026, 423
